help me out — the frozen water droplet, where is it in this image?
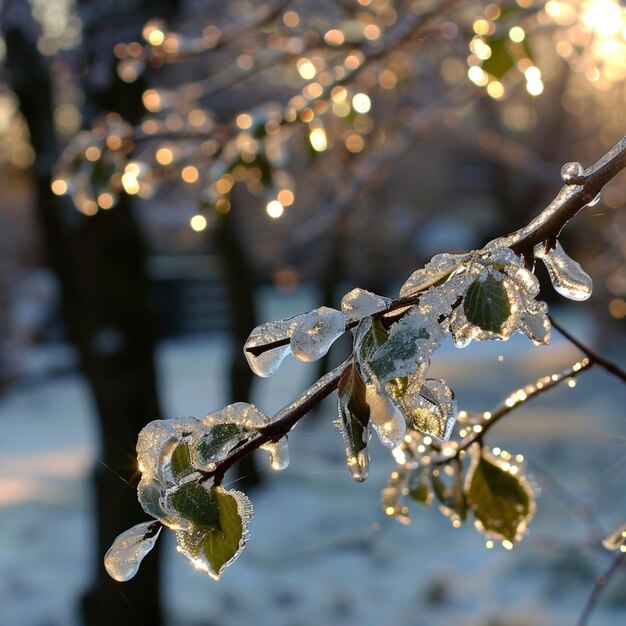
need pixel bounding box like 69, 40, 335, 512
105, 522, 162, 582
261, 437, 290, 470
347, 451, 369, 482
534, 241, 592, 301
587, 192, 601, 207
243, 314, 305, 377
520, 301, 550, 345
400, 253, 470, 297
290, 306, 346, 362
560, 161, 584, 183
365, 384, 406, 448
341, 288, 390, 320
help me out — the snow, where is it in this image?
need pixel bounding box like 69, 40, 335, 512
0, 292, 625, 626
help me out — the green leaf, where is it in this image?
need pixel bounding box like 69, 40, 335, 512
197, 423, 242, 464
175, 486, 250, 580
170, 444, 194, 481
357, 316, 389, 364
463, 274, 511, 333
409, 467, 432, 507
467, 449, 532, 542
338, 362, 370, 454
481, 37, 514, 79
369, 325, 429, 382
167, 482, 222, 528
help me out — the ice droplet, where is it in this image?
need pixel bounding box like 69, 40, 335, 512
261, 437, 290, 470
365, 384, 406, 448
244, 314, 305, 377
347, 451, 369, 483
534, 241, 592, 301
400, 253, 470, 297
560, 161, 584, 183
341, 287, 390, 320
290, 306, 346, 362
104, 522, 162, 582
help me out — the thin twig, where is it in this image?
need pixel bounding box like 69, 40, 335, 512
549, 315, 626, 383
577, 550, 626, 626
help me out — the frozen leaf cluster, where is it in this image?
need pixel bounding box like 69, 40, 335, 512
106, 404, 288, 581
383, 432, 535, 546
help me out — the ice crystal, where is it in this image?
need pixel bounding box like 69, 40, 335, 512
399, 252, 470, 298
560, 161, 584, 183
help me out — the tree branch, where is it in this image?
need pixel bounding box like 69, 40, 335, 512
549, 315, 626, 383
577, 549, 626, 626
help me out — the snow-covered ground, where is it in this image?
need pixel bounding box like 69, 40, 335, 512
0, 291, 625, 626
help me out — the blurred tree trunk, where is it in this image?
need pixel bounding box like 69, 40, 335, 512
214, 205, 262, 486
3, 3, 168, 624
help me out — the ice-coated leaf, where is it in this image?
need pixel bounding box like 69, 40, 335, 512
602, 521, 626, 552
430, 462, 467, 522
466, 445, 534, 543
243, 314, 305, 377
534, 241, 592, 301
191, 422, 243, 469
260, 437, 290, 470
137, 417, 199, 484
355, 316, 389, 370
174, 486, 253, 580
408, 467, 432, 507
365, 383, 406, 448
335, 362, 371, 482
463, 274, 511, 334
169, 444, 194, 481
368, 310, 443, 383
290, 306, 346, 362
399, 252, 470, 297
104, 521, 162, 582
390, 375, 455, 442
340, 287, 390, 320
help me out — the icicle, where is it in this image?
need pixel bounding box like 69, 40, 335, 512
104, 522, 162, 582
243, 314, 305, 377
290, 306, 346, 362
346, 450, 369, 483
534, 241, 592, 301
261, 437, 290, 470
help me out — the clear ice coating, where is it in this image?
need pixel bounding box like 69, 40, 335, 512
173, 487, 254, 581
399, 252, 470, 297
243, 314, 305, 377
136, 417, 199, 484
340, 288, 391, 320
534, 241, 593, 301
260, 436, 290, 470
393, 377, 456, 441
365, 383, 406, 448
368, 309, 444, 382
560, 161, 584, 183
290, 306, 346, 362
104, 522, 162, 582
